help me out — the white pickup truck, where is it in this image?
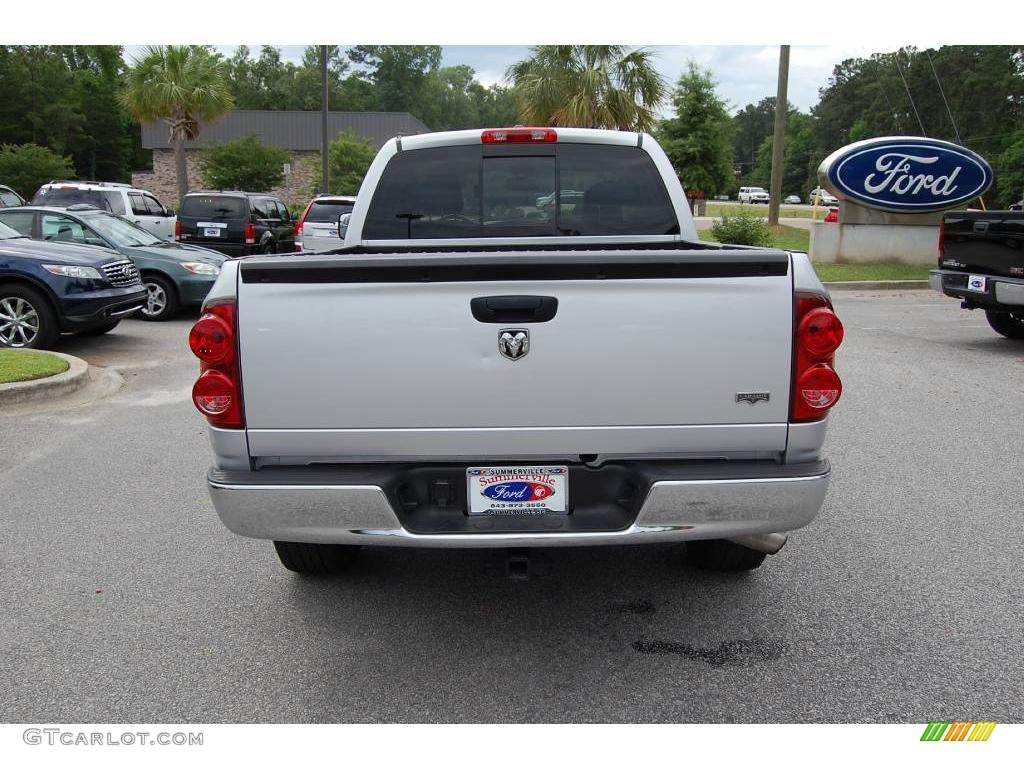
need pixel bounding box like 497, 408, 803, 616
189, 127, 844, 576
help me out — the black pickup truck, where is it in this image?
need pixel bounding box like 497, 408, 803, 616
930, 210, 1024, 339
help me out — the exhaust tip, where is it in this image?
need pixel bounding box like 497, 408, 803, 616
726, 533, 788, 555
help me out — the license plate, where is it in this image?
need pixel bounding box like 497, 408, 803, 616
203, 228, 221, 238
966, 274, 987, 292
467, 466, 568, 516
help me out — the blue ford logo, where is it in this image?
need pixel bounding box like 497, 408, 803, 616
482, 482, 554, 502
820, 137, 992, 213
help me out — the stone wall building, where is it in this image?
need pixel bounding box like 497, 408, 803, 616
134, 110, 430, 207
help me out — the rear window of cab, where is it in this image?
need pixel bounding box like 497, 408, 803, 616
361, 144, 679, 239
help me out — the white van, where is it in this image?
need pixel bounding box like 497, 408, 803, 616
31, 181, 177, 241
738, 186, 770, 204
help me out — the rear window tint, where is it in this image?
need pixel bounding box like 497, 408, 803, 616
362, 144, 678, 240
180, 196, 247, 219
31, 187, 123, 213
305, 201, 355, 223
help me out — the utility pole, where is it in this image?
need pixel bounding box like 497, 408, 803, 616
768, 45, 790, 226
321, 45, 329, 194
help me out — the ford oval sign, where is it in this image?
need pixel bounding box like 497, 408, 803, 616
819, 136, 992, 213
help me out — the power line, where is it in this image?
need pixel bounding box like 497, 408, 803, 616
892, 52, 927, 135
926, 50, 962, 144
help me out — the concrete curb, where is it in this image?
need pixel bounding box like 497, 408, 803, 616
824, 280, 930, 291
0, 350, 90, 406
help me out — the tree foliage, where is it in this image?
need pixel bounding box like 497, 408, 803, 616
198, 135, 288, 191
0, 144, 75, 198
0, 46, 135, 183
750, 111, 816, 195
328, 131, 377, 195
507, 46, 666, 131
657, 63, 734, 196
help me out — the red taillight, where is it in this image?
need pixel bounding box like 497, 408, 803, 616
798, 307, 844, 357
174, 219, 181, 241
295, 199, 314, 252
481, 127, 557, 144
189, 301, 244, 428
244, 222, 256, 245
938, 217, 945, 262
193, 370, 237, 416
791, 293, 844, 422
796, 364, 842, 410
188, 313, 233, 366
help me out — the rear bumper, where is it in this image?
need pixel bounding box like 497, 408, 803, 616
207, 459, 831, 548
930, 269, 1024, 309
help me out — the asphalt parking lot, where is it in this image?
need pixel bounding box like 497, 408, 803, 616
0, 291, 1021, 723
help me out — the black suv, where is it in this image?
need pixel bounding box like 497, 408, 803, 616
176, 191, 296, 257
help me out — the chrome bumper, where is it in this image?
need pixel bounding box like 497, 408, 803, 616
207, 461, 831, 548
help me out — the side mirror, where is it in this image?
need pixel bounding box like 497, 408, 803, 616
164, 207, 175, 217
337, 213, 351, 240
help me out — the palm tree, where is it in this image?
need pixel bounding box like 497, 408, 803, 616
506, 46, 666, 132
120, 46, 234, 203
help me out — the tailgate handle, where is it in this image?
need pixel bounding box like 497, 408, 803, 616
471, 295, 558, 323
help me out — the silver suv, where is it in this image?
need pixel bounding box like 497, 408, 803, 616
31, 181, 177, 241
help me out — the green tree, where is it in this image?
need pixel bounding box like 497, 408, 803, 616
348, 45, 442, 122
120, 45, 234, 202
994, 132, 1024, 207
0, 46, 133, 182
328, 131, 377, 195
0, 144, 75, 198
506, 45, 666, 131
656, 63, 734, 196
198, 135, 288, 191
751, 111, 816, 195
732, 98, 779, 181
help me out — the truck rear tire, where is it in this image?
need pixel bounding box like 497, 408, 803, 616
273, 541, 361, 575
686, 539, 767, 572
985, 310, 1024, 340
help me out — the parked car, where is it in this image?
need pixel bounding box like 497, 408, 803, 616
738, 186, 770, 204
0, 185, 25, 208
194, 127, 844, 576
294, 195, 356, 253
808, 187, 839, 206
0, 219, 145, 348
824, 206, 839, 223
31, 181, 177, 241
784, 194, 801, 205
176, 191, 295, 257
930, 208, 1024, 339
0, 205, 225, 321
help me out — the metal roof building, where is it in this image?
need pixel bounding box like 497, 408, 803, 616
140, 110, 431, 150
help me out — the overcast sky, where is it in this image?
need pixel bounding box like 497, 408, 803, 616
125, 44, 881, 115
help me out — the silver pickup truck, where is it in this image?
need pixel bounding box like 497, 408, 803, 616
189, 127, 844, 575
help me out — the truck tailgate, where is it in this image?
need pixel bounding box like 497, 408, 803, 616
236, 250, 794, 459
